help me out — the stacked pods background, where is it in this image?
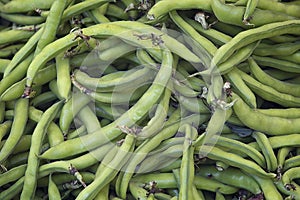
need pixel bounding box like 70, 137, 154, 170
1, 0, 300, 199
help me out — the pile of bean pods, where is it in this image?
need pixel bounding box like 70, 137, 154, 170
1, 0, 300, 199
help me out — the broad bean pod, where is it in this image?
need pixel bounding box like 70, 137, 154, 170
0, 120, 12, 142
236, 0, 300, 18
278, 51, 300, 64
77, 105, 101, 134
169, 10, 217, 56
0, 29, 34, 46
196, 166, 262, 195
115, 112, 205, 198
0, 54, 33, 96
75, 134, 135, 200
0, 164, 27, 187
211, 0, 296, 28
0, 0, 55, 13
146, 0, 212, 22
214, 135, 266, 167
0, 98, 28, 163
277, 147, 293, 172
249, 57, 300, 97
253, 41, 300, 56
196, 145, 276, 178
240, 70, 300, 107
3, 28, 44, 77
253, 54, 300, 73
48, 174, 61, 200
28, 106, 64, 147
20, 101, 63, 199
250, 174, 283, 200
179, 124, 197, 200
40, 46, 173, 160
211, 20, 300, 67
252, 131, 278, 172
225, 68, 257, 108
231, 93, 300, 135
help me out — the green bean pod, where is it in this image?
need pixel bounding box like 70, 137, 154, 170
203, 41, 259, 75
6, 151, 29, 169
0, 102, 4, 124
173, 78, 201, 98
109, 21, 202, 63
90, 5, 110, 23
0, 58, 10, 73
99, 42, 136, 61
94, 183, 109, 200
136, 144, 183, 173
38, 172, 95, 187
28, 106, 64, 147
61, 0, 114, 22
131, 172, 239, 194
0, 43, 24, 58
239, 0, 300, 18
